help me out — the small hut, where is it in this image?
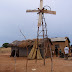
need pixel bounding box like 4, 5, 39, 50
9, 40, 34, 57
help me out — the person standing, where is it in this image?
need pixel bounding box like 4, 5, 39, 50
59, 49, 62, 57
55, 47, 58, 57
70, 45, 72, 56
64, 46, 69, 60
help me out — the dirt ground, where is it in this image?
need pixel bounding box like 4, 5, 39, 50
0, 48, 72, 72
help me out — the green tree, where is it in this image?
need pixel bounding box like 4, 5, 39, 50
2, 43, 9, 48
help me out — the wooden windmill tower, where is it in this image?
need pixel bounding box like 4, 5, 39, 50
26, 0, 56, 65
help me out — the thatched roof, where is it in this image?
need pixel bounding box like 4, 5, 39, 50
9, 38, 52, 48
9, 40, 21, 47
18, 40, 34, 48
9, 39, 35, 48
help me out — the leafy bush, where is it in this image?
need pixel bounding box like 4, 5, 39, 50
2, 43, 9, 48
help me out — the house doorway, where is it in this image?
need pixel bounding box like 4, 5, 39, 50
11, 49, 19, 57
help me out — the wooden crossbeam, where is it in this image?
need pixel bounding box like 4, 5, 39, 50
26, 10, 39, 12
26, 9, 56, 15
43, 10, 56, 15
26, 9, 56, 27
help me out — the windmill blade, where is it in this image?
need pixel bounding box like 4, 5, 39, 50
26, 10, 39, 12
38, 13, 42, 27
40, 0, 43, 9
43, 10, 56, 15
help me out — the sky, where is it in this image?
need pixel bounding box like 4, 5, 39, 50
0, 0, 72, 47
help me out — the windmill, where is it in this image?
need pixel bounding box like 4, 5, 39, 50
26, 0, 56, 66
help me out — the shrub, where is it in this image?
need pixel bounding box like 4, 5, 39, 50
2, 43, 9, 48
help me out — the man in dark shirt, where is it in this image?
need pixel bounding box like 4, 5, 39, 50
59, 49, 62, 57
55, 47, 58, 57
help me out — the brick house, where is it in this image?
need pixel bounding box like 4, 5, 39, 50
50, 37, 70, 53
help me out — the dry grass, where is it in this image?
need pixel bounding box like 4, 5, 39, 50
0, 47, 11, 54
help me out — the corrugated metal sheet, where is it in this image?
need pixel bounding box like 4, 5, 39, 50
50, 37, 66, 42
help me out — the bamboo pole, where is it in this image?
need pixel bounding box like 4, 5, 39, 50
14, 47, 16, 72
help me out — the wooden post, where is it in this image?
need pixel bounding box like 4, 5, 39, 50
14, 47, 16, 72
